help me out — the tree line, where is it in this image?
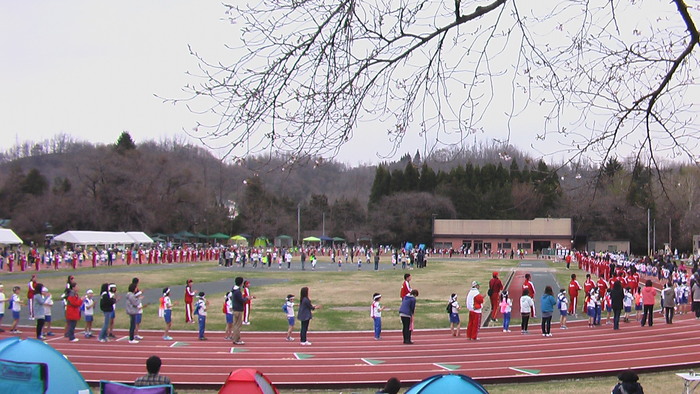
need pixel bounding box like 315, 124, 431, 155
0, 134, 698, 254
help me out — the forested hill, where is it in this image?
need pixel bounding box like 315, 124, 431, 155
0, 133, 698, 254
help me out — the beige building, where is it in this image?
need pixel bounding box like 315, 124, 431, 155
587, 240, 630, 253
433, 218, 573, 254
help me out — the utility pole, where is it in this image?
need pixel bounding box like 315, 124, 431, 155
647, 209, 650, 257
297, 204, 301, 247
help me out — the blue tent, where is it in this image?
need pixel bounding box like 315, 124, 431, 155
0, 337, 90, 394
406, 373, 488, 394
0, 358, 47, 393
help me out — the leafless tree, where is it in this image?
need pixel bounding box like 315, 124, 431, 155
176, 0, 698, 169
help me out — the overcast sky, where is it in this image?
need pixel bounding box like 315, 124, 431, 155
0, 1, 541, 166
1, 1, 695, 167
1, 2, 230, 155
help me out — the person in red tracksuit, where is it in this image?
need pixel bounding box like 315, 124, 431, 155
27, 274, 38, 320
184, 279, 196, 323
597, 276, 609, 300
522, 274, 536, 318
465, 281, 484, 340
488, 272, 503, 321
583, 274, 595, 313
568, 274, 582, 315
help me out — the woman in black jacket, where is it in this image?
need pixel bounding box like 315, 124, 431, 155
611, 281, 624, 330
98, 283, 116, 342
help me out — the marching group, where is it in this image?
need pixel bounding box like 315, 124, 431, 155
380, 252, 700, 344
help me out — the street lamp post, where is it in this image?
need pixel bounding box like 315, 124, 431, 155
297, 204, 301, 247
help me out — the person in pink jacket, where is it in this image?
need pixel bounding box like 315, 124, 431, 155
640, 280, 658, 327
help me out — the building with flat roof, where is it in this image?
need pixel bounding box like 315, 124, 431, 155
433, 218, 573, 254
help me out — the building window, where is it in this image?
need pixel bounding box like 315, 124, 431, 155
517, 243, 532, 250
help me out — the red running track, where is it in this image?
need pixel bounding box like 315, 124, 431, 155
8, 313, 700, 389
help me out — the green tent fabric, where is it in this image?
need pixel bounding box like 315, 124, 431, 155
230, 235, 247, 241
303, 236, 321, 242
332, 237, 345, 242
177, 231, 196, 238
209, 233, 230, 239
253, 237, 269, 247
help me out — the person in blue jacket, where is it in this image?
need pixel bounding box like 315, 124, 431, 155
541, 286, 557, 337
398, 289, 418, 344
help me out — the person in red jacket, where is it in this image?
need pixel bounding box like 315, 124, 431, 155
64, 283, 83, 342
488, 272, 503, 321
522, 274, 536, 318
400, 274, 412, 299
568, 274, 582, 315
27, 274, 38, 320
184, 279, 196, 323
597, 276, 609, 299
583, 274, 595, 313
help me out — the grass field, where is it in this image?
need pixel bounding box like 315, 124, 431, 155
171, 368, 687, 393
6, 257, 674, 392
8, 257, 527, 332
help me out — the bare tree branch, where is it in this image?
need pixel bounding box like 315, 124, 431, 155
171, 0, 700, 171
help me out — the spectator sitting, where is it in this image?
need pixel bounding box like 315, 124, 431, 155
377, 377, 400, 394
612, 370, 643, 394
134, 355, 172, 387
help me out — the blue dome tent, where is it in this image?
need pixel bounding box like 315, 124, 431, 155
0, 337, 90, 394
405, 373, 488, 394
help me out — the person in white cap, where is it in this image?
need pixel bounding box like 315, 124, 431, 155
83, 289, 95, 338
33, 283, 48, 339
370, 293, 385, 340
465, 281, 484, 340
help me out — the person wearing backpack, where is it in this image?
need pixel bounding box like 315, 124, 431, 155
557, 289, 569, 329
195, 292, 209, 340
447, 293, 461, 337
284, 294, 295, 341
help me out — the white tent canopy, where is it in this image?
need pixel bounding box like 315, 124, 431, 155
126, 232, 154, 244
53, 231, 153, 245
0, 229, 22, 245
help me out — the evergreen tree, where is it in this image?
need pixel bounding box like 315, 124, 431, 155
369, 165, 391, 204
627, 162, 654, 209
533, 160, 561, 214
509, 160, 521, 183
418, 163, 437, 192
21, 168, 48, 196
403, 161, 420, 191
389, 168, 405, 193
603, 157, 623, 178
114, 131, 137, 154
